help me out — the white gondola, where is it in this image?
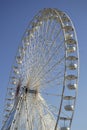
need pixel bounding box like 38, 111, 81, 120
66, 56, 78, 61
11, 77, 18, 85
65, 75, 77, 80
27, 30, 34, 38
58, 10, 64, 16
33, 26, 39, 31
63, 25, 73, 32
6, 97, 14, 101
23, 36, 30, 46
65, 39, 76, 45
6, 103, 13, 108
32, 22, 37, 27
6, 103, 11, 107
65, 33, 73, 40
64, 105, 74, 111
32, 22, 41, 31
60, 117, 71, 120
5, 109, 11, 112
49, 15, 57, 20
12, 81, 17, 85
60, 127, 70, 130
63, 96, 75, 100
2, 120, 6, 125
25, 41, 30, 46
67, 83, 77, 90
68, 63, 77, 70
7, 87, 15, 90
19, 47, 25, 56
11, 76, 17, 80
13, 66, 19, 74
67, 46, 76, 53
38, 20, 43, 25
30, 33, 34, 38
4, 114, 9, 118
16, 56, 22, 64
32, 20, 42, 27
61, 16, 70, 23
9, 92, 15, 97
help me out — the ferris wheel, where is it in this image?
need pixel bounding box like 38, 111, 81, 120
2, 8, 79, 130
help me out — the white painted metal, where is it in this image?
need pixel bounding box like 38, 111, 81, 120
60, 127, 70, 130
1, 8, 79, 130
64, 105, 74, 111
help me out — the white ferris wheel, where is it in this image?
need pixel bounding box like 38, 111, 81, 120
1, 8, 79, 130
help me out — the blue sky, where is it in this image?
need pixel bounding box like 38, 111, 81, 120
0, 0, 87, 130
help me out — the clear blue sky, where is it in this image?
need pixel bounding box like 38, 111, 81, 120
0, 0, 87, 130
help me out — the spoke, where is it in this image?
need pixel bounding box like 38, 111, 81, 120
32, 27, 62, 77
31, 40, 64, 85
32, 56, 65, 88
